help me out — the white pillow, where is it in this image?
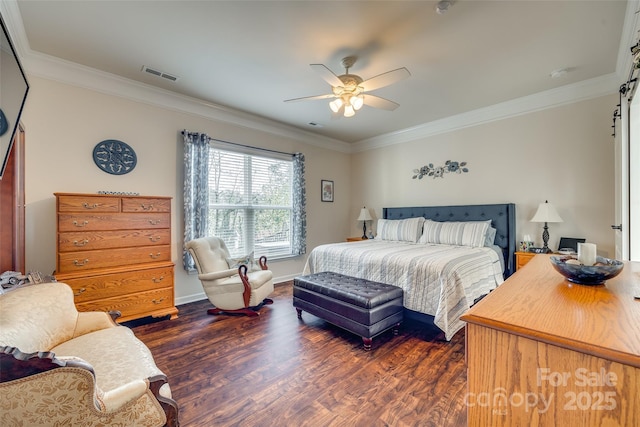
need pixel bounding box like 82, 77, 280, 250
419, 219, 491, 248
484, 226, 497, 247
375, 217, 425, 243
226, 251, 261, 272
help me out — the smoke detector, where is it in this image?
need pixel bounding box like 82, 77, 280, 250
436, 1, 451, 15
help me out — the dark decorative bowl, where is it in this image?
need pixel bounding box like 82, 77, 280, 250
550, 256, 624, 285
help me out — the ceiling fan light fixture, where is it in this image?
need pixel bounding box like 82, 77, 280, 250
286, 57, 409, 117
344, 105, 355, 118
329, 98, 343, 113
350, 95, 364, 110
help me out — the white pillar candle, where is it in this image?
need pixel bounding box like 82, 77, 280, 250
578, 243, 597, 266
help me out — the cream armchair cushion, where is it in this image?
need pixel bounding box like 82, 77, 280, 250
186, 236, 274, 316
0, 282, 80, 353
0, 282, 178, 427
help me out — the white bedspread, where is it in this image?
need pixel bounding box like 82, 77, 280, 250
303, 240, 504, 340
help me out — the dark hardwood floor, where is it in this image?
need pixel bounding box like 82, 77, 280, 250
130, 282, 468, 427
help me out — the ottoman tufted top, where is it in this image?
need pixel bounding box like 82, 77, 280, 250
294, 271, 403, 309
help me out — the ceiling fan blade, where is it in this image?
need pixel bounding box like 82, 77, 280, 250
284, 93, 335, 103
363, 94, 400, 111
310, 64, 344, 87
360, 67, 411, 92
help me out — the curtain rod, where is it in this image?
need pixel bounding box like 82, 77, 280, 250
181, 130, 297, 157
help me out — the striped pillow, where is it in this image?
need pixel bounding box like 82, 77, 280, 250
375, 217, 425, 243
419, 219, 491, 248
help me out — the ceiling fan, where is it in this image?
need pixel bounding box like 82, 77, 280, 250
284, 56, 410, 118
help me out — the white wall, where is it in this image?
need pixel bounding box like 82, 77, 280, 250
20, 76, 618, 307
350, 95, 617, 257
21, 77, 351, 304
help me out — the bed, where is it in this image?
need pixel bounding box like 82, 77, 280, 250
303, 203, 516, 341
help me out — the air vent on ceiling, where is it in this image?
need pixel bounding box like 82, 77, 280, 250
141, 66, 179, 82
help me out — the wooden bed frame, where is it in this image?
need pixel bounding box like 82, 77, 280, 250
383, 203, 517, 278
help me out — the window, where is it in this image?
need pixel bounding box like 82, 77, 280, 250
208, 146, 294, 259
182, 131, 305, 272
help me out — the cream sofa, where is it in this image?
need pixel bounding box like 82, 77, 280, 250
0, 282, 178, 426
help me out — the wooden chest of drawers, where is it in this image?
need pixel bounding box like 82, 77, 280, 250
54, 193, 178, 322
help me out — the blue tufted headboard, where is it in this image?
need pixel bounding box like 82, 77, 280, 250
383, 203, 517, 277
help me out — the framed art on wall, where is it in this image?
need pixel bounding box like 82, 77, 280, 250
321, 180, 334, 202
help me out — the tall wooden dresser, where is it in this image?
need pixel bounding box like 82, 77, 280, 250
54, 192, 178, 322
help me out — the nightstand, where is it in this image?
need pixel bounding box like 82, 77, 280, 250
346, 237, 367, 242
515, 251, 536, 271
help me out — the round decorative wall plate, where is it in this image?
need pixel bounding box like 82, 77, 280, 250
92, 139, 137, 175
0, 109, 8, 136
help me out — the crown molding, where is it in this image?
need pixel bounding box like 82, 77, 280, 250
615, 0, 640, 84
29, 51, 353, 153
351, 1, 640, 152
351, 73, 619, 152
27, 51, 352, 152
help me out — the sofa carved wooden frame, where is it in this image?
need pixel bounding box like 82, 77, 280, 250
0, 346, 179, 427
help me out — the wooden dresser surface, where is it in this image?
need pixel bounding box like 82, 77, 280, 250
463, 254, 640, 367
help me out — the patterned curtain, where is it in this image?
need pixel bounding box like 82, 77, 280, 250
182, 131, 210, 272
292, 153, 307, 255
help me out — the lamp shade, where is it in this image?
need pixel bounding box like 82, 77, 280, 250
357, 207, 372, 222
344, 105, 355, 118
530, 201, 563, 223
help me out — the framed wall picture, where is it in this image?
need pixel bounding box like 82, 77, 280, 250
321, 179, 334, 202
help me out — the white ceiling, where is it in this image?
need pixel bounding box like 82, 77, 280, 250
5, 1, 636, 144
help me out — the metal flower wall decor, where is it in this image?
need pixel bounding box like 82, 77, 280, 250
412, 160, 469, 179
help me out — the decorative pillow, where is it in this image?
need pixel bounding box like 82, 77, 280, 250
419, 219, 491, 248
375, 217, 425, 243
226, 251, 260, 272
484, 226, 497, 247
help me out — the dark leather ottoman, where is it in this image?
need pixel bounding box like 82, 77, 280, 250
293, 271, 403, 350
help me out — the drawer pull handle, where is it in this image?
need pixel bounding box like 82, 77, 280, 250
149, 235, 161, 242
73, 239, 90, 247
152, 297, 166, 304
82, 203, 100, 209
74, 288, 86, 296
141, 203, 154, 210
152, 276, 165, 283
72, 220, 89, 227
150, 252, 162, 259
149, 219, 161, 225
73, 259, 90, 266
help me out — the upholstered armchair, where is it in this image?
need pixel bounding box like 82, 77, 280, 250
186, 237, 274, 316
0, 282, 178, 427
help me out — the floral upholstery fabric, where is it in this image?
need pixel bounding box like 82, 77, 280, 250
0, 368, 166, 427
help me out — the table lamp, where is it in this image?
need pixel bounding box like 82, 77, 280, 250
357, 207, 373, 239
530, 200, 563, 253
